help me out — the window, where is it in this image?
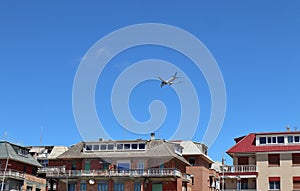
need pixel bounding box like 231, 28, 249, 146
103, 163, 109, 170
295, 136, 300, 143
18, 149, 29, 157
84, 160, 90, 170
114, 183, 124, 191
132, 144, 138, 149
108, 144, 114, 150
292, 153, 300, 165
134, 182, 141, 191
68, 183, 76, 191
93, 145, 99, 151
189, 158, 195, 166
124, 144, 130, 150
277, 136, 284, 143
98, 182, 108, 191
259, 137, 266, 144
117, 161, 130, 170
80, 183, 86, 191
85, 145, 92, 151
138, 143, 145, 149
268, 154, 280, 166
288, 136, 294, 143
293, 177, 300, 190
267, 137, 277, 144
72, 161, 76, 170
117, 144, 123, 150
241, 179, 248, 189
269, 177, 280, 190
238, 157, 249, 165
267, 137, 272, 143
100, 144, 107, 151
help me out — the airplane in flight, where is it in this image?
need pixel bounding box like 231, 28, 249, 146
158, 72, 179, 88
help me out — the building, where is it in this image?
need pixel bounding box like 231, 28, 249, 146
172, 141, 219, 191
27, 146, 68, 169
225, 131, 300, 191
0, 141, 46, 191
42, 137, 193, 191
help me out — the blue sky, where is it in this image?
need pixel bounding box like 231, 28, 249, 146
1, 1, 300, 162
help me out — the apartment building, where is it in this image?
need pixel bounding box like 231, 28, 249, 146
172, 141, 219, 191
37, 135, 218, 191
42, 138, 193, 191
224, 131, 300, 191
0, 141, 46, 191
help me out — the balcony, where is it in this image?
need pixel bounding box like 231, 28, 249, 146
224, 190, 257, 191
181, 173, 192, 183
0, 170, 25, 180
43, 168, 182, 179
222, 165, 257, 173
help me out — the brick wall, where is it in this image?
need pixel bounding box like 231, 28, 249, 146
186, 166, 210, 191
124, 180, 134, 191
1, 159, 37, 175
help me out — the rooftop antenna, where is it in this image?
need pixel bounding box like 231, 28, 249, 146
294, 126, 298, 131
40, 126, 43, 146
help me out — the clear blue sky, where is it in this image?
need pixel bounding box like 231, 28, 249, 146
1, 1, 300, 162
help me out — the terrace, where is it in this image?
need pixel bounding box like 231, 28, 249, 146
40, 166, 185, 179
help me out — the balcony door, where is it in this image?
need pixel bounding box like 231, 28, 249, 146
152, 183, 162, 191
117, 160, 131, 170
238, 157, 249, 165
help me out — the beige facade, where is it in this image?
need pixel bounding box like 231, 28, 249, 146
256, 152, 300, 191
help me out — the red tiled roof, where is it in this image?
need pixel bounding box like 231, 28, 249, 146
227, 133, 300, 155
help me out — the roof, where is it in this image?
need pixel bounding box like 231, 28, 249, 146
48, 146, 69, 159
57, 140, 190, 165
0, 141, 42, 167
227, 132, 300, 155
173, 140, 214, 163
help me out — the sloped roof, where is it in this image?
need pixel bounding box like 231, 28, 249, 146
48, 146, 68, 159
57, 140, 190, 165
227, 132, 300, 155
175, 140, 214, 163
0, 141, 42, 167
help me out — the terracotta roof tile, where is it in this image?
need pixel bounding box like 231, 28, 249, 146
227, 133, 300, 155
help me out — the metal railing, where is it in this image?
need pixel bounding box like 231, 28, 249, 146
222, 165, 257, 173
43, 168, 182, 178
38, 166, 65, 174
0, 169, 25, 179
182, 173, 192, 182
224, 189, 257, 191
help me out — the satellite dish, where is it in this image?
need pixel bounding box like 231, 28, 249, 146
89, 179, 95, 185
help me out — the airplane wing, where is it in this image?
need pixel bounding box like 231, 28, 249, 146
158, 77, 166, 82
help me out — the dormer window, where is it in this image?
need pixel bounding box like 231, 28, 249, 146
259, 137, 266, 144
85, 145, 92, 151
258, 134, 300, 145
18, 148, 28, 157
84, 142, 146, 152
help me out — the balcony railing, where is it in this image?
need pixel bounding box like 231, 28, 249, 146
0, 170, 25, 179
222, 165, 257, 173
182, 173, 192, 182
224, 189, 257, 191
44, 168, 182, 178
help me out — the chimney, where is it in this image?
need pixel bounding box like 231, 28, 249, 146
286, 126, 291, 132
222, 157, 225, 165
150, 133, 155, 140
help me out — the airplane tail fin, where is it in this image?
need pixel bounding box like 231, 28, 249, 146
173, 72, 177, 78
